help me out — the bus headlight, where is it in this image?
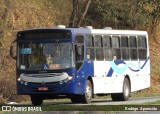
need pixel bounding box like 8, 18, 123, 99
17, 77, 21, 82
18, 77, 24, 84
17, 78, 28, 85
68, 76, 73, 80
63, 76, 73, 83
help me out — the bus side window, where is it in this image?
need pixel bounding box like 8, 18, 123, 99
129, 36, 138, 60
94, 35, 104, 61
112, 36, 121, 60
121, 36, 129, 60
130, 49, 138, 60
129, 36, 137, 47
86, 35, 95, 60
86, 35, 93, 47
103, 36, 112, 60
86, 48, 95, 60
138, 36, 147, 48
137, 36, 147, 60
112, 36, 120, 48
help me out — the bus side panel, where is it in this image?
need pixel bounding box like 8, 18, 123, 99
93, 61, 124, 94
92, 58, 150, 94
93, 61, 106, 94
129, 60, 150, 92
130, 75, 150, 92
110, 59, 150, 93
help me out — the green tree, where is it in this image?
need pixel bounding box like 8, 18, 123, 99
85, 0, 151, 29
140, 0, 160, 26
69, 0, 91, 27
139, 0, 160, 43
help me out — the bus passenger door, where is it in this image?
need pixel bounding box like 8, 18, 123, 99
75, 44, 84, 71
74, 35, 86, 93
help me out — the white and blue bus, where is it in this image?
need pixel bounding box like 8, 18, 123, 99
10, 25, 150, 105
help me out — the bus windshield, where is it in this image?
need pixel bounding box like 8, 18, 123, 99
18, 42, 73, 70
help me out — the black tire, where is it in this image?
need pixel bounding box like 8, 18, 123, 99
111, 78, 130, 101
81, 80, 93, 104
30, 95, 43, 105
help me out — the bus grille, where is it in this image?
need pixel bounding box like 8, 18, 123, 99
28, 82, 65, 92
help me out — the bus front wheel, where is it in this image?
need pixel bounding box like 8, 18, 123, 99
30, 95, 43, 105
81, 80, 92, 104
111, 78, 130, 101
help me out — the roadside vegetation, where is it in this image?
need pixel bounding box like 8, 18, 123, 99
143, 100, 160, 105
0, 0, 160, 103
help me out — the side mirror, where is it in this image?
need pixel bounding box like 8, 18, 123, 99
10, 40, 17, 60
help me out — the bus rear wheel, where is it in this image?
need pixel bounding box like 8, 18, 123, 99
111, 78, 130, 101
30, 95, 43, 105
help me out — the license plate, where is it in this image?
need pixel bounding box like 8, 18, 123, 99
38, 87, 48, 91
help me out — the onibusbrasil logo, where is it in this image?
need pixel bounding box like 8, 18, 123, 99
2, 106, 42, 111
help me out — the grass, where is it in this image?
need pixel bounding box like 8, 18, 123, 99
29, 101, 160, 111
41, 105, 127, 111
143, 100, 160, 105
0, 103, 5, 106
131, 91, 160, 98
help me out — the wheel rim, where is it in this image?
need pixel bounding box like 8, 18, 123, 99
86, 84, 92, 100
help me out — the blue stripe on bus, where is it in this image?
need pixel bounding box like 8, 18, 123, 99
106, 57, 150, 77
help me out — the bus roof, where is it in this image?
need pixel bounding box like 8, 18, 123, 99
66, 27, 148, 36
19, 26, 148, 36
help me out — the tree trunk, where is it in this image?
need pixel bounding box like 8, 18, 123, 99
69, 0, 78, 27
77, 0, 91, 27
